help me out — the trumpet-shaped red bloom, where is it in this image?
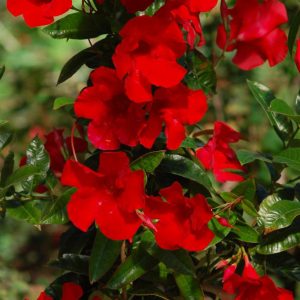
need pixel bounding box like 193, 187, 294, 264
196, 122, 244, 182
120, 0, 154, 13
223, 258, 294, 300
145, 182, 214, 251
140, 84, 207, 150
44, 128, 87, 177
61, 152, 145, 240
113, 15, 186, 102
157, 0, 218, 48
37, 282, 83, 300
7, 0, 72, 27
75, 67, 145, 150
295, 39, 300, 72
217, 0, 288, 70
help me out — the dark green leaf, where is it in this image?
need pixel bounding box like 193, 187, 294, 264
5, 165, 40, 187
0, 65, 5, 80
0, 132, 13, 151
131, 151, 165, 173
0, 152, 14, 187
50, 254, 89, 275
247, 80, 294, 142
43, 12, 110, 39
231, 223, 260, 243
157, 154, 211, 190
141, 231, 195, 276
53, 97, 74, 110
89, 231, 121, 283
237, 149, 272, 165
288, 10, 300, 55
107, 247, 158, 289
295, 89, 300, 115
174, 273, 204, 300
269, 99, 300, 122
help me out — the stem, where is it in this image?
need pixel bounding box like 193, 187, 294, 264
121, 241, 128, 300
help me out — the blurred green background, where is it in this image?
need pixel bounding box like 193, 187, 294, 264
0, 0, 300, 299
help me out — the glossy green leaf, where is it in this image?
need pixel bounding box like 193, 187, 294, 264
237, 149, 272, 165
288, 10, 300, 55
257, 195, 281, 228
295, 89, 300, 114
53, 97, 74, 110
256, 221, 300, 254
43, 12, 110, 39
258, 200, 300, 231
269, 99, 300, 122
22, 137, 50, 193
107, 247, 158, 289
131, 151, 165, 173
231, 223, 260, 243
157, 154, 211, 190
0, 132, 13, 151
273, 148, 300, 170
247, 80, 294, 142
50, 254, 89, 275
89, 231, 121, 283
141, 231, 195, 276
5, 165, 40, 187
174, 273, 204, 300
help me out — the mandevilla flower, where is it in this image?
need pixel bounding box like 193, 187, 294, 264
7, 0, 72, 27
145, 181, 214, 251
61, 151, 145, 240
196, 121, 244, 182
120, 0, 154, 13
37, 282, 83, 300
217, 0, 288, 70
157, 0, 218, 48
222, 257, 294, 299
113, 15, 186, 102
140, 83, 207, 150
75, 67, 145, 150
295, 39, 300, 72
44, 128, 87, 177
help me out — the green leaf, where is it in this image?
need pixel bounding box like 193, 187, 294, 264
295, 89, 300, 115
256, 220, 300, 254
0, 120, 8, 127
185, 51, 217, 95
131, 151, 165, 173
258, 200, 300, 232
257, 195, 281, 228
0, 65, 5, 80
231, 223, 260, 243
237, 149, 272, 165
273, 147, 300, 170
22, 137, 50, 193
50, 254, 89, 275
141, 231, 195, 276
89, 231, 121, 283
247, 80, 294, 142
107, 247, 158, 289
174, 273, 204, 300
288, 10, 300, 55
5, 165, 40, 187
0, 152, 14, 187
0, 132, 13, 151
43, 12, 110, 39
269, 99, 300, 122
53, 97, 74, 110
157, 154, 211, 190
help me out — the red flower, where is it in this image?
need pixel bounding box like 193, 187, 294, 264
37, 282, 83, 300
75, 67, 145, 150
145, 182, 214, 251
196, 122, 244, 182
295, 39, 300, 72
44, 128, 87, 177
61, 152, 145, 240
120, 0, 154, 13
140, 84, 207, 150
217, 0, 288, 70
223, 258, 294, 300
7, 0, 72, 27
157, 0, 217, 48
113, 15, 186, 102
